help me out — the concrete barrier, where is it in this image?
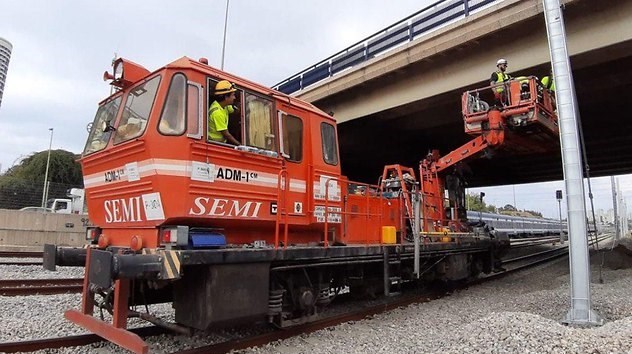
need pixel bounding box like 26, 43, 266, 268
0, 209, 88, 250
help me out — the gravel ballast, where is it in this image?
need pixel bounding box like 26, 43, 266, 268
245, 241, 632, 354
2, 239, 631, 353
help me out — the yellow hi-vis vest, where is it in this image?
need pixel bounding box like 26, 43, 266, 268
494, 71, 510, 93
542, 76, 555, 92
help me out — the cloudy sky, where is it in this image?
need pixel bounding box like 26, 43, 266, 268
0, 0, 629, 219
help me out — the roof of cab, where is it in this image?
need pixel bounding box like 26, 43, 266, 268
99, 56, 335, 122
166, 56, 335, 122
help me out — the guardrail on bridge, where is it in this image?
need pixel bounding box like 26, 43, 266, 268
272, 0, 502, 95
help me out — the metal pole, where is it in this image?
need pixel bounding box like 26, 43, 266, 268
557, 189, 563, 245
558, 199, 563, 244
383, 247, 390, 296
44, 181, 50, 207
413, 191, 421, 278
220, 0, 230, 70
479, 192, 485, 222
612, 176, 620, 241
542, 0, 601, 325
623, 196, 629, 237
41, 128, 54, 208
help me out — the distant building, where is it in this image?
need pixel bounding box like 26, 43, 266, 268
0, 37, 12, 109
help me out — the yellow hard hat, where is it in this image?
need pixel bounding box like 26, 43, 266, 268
215, 80, 236, 95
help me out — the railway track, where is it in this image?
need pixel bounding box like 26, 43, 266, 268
0, 326, 166, 353
0, 278, 83, 296
503, 234, 611, 269
172, 236, 615, 354
0, 251, 43, 258
0, 250, 44, 266
0, 261, 43, 266
509, 235, 564, 248
0, 234, 613, 353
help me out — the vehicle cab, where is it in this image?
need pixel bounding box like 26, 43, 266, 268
82, 57, 346, 249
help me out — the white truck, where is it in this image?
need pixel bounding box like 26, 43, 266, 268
47, 188, 86, 214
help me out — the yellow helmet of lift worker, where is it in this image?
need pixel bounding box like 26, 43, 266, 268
215, 80, 236, 95
496, 58, 508, 67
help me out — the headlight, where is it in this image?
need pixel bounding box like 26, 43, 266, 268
113, 59, 124, 80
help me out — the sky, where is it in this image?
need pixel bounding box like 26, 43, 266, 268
0, 0, 629, 219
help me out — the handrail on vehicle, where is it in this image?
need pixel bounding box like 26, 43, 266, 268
274, 169, 289, 249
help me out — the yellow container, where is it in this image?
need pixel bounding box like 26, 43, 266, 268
381, 226, 397, 244
440, 228, 451, 243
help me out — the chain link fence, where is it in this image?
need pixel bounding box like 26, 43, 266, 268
0, 175, 82, 210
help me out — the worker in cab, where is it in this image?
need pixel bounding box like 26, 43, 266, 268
490, 58, 512, 107
208, 80, 241, 145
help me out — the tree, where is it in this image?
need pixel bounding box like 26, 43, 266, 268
466, 193, 497, 212
500, 204, 517, 212
4, 149, 83, 185
0, 149, 83, 209
0, 176, 35, 209
524, 209, 543, 217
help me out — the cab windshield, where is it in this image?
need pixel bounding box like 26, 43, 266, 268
113, 75, 161, 144
83, 96, 122, 155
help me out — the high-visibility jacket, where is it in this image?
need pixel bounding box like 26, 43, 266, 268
515, 76, 529, 84
492, 71, 511, 92
207, 101, 235, 142
541, 76, 555, 92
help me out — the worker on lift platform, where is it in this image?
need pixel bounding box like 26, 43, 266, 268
490, 58, 512, 107
541, 70, 556, 96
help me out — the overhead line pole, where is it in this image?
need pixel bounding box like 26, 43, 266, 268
542, 0, 602, 325
220, 0, 230, 70
41, 128, 54, 208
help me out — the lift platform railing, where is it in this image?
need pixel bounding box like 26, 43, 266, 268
462, 76, 557, 136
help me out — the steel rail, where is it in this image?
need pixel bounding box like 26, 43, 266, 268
0, 278, 83, 296
499, 234, 611, 271
0, 261, 43, 266
0, 326, 165, 353
509, 237, 563, 249
0, 251, 43, 258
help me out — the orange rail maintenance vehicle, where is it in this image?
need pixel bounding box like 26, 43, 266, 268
44, 57, 558, 353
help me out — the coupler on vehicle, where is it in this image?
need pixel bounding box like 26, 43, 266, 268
65, 247, 183, 354
43, 244, 89, 271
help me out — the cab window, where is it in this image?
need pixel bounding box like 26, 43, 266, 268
321, 122, 338, 165
159, 73, 186, 135
245, 93, 275, 150
207, 79, 242, 144
281, 113, 303, 162
54, 201, 68, 211
83, 96, 122, 155
187, 82, 202, 138
113, 75, 161, 144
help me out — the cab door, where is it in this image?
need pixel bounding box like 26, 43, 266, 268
310, 117, 343, 244
277, 105, 310, 227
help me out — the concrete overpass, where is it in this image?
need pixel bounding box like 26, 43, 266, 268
277, 0, 632, 186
